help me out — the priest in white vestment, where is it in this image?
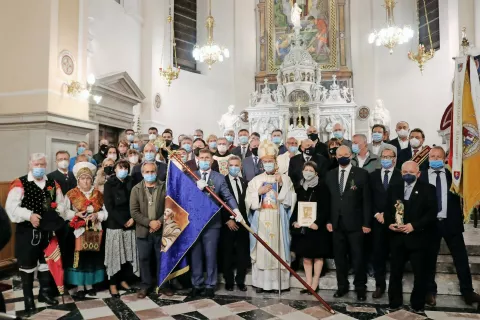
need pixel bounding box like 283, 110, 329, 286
246, 140, 297, 292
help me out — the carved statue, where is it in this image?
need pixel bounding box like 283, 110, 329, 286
291, 3, 302, 30
369, 98, 391, 129
249, 91, 259, 107
294, 68, 301, 81
310, 82, 325, 102
315, 65, 322, 83
274, 86, 286, 104
218, 105, 240, 132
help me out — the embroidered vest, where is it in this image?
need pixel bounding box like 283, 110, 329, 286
19, 175, 56, 216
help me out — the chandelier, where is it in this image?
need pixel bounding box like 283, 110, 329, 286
159, 1, 180, 87
192, 0, 230, 69
407, 0, 435, 74
368, 0, 414, 54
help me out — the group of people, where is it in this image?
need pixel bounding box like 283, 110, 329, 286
3, 121, 480, 316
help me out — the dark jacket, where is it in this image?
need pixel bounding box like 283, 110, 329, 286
47, 170, 77, 195
0, 206, 12, 251
369, 168, 403, 216
131, 161, 167, 186
384, 180, 438, 249
129, 180, 166, 238
389, 137, 410, 153
325, 165, 372, 231
222, 175, 248, 225
104, 175, 134, 230
419, 169, 464, 235
397, 147, 429, 171
288, 153, 329, 188
231, 145, 252, 159
314, 141, 330, 159
93, 152, 105, 168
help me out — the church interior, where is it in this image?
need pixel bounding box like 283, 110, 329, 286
0, 0, 479, 319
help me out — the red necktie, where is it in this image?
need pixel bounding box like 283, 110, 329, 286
413, 149, 419, 156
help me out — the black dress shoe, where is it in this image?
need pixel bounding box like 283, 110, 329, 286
205, 288, 215, 298
38, 290, 59, 306
464, 292, 480, 305
300, 289, 309, 294
74, 290, 86, 299
225, 284, 234, 291
357, 291, 366, 301
109, 289, 120, 298
190, 287, 205, 298
256, 287, 263, 293
86, 288, 97, 297
237, 284, 247, 291
333, 289, 348, 298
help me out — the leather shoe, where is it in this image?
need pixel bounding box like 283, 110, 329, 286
205, 288, 215, 298
357, 290, 366, 301
190, 287, 203, 298
425, 293, 436, 306
160, 287, 174, 296
237, 284, 247, 292
333, 289, 348, 298
372, 287, 385, 299
464, 291, 480, 305
137, 289, 148, 299
225, 284, 234, 291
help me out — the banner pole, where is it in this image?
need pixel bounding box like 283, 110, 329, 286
157, 143, 335, 314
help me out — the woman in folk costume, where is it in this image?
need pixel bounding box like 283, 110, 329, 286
64, 162, 107, 298
246, 139, 297, 293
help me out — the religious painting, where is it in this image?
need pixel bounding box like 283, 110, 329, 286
297, 201, 317, 227
261, 182, 278, 210
267, 0, 337, 72
161, 197, 190, 253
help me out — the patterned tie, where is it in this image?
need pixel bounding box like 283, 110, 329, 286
242, 147, 246, 159
435, 171, 442, 212
339, 169, 346, 196
413, 149, 419, 156
202, 172, 208, 181
404, 184, 413, 200
383, 170, 390, 190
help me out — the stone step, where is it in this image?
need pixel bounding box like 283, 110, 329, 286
220, 271, 480, 295
439, 224, 480, 256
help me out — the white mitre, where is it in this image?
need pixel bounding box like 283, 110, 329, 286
72, 162, 97, 180
258, 139, 278, 159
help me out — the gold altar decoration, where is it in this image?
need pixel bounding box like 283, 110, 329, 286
294, 99, 306, 127
407, 0, 435, 74
64, 74, 102, 104
159, 3, 180, 87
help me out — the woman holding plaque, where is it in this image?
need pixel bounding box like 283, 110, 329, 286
290, 161, 331, 294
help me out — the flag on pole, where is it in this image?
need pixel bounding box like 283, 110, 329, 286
450, 56, 480, 221
158, 162, 220, 287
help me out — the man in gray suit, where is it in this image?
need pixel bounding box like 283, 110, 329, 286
241, 139, 263, 183
191, 149, 242, 298
368, 124, 392, 156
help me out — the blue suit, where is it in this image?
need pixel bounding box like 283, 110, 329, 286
68, 156, 97, 171
190, 170, 238, 289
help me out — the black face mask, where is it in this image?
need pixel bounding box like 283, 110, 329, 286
304, 146, 315, 156
251, 147, 259, 156
337, 156, 351, 166
100, 145, 109, 155
308, 133, 318, 141
104, 166, 114, 176
165, 140, 172, 147
329, 147, 338, 155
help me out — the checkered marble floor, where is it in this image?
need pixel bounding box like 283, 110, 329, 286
1, 278, 479, 319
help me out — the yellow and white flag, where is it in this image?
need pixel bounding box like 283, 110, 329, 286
451, 56, 480, 221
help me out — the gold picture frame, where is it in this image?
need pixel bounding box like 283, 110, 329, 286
266, 0, 338, 73
297, 201, 317, 227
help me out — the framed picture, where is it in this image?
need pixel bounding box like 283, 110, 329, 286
297, 201, 317, 227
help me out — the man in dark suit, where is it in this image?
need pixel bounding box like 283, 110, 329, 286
307, 125, 329, 159
271, 129, 287, 155
192, 149, 241, 298
385, 161, 437, 312
47, 150, 77, 195
221, 156, 249, 292
369, 144, 403, 299
397, 128, 430, 171
231, 129, 252, 159
389, 121, 410, 152
421, 147, 480, 306
131, 143, 167, 185
289, 139, 328, 188
242, 139, 263, 182
325, 145, 371, 301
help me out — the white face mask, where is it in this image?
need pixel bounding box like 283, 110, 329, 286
397, 129, 409, 138
217, 145, 227, 153
410, 138, 421, 148
129, 156, 139, 164
149, 134, 157, 140
303, 171, 316, 181
57, 160, 69, 170
107, 154, 117, 160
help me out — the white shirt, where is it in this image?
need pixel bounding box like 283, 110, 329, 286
372, 144, 381, 156
228, 174, 243, 203
381, 168, 393, 184
399, 138, 409, 149
411, 146, 423, 156
428, 168, 448, 218
200, 169, 212, 182
303, 154, 312, 162
338, 163, 352, 192
357, 152, 369, 168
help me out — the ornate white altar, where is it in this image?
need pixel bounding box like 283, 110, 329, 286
245, 21, 356, 141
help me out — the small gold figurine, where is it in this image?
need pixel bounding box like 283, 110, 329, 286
394, 200, 405, 226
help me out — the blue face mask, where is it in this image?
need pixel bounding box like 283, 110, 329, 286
288, 146, 298, 154
209, 142, 217, 149
429, 159, 444, 169
229, 166, 241, 177
333, 131, 344, 139
199, 160, 210, 171
352, 144, 360, 154
32, 167, 45, 178
381, 159, 393, 169
132, 143, 139, 150
403, 174, 417, 185
239, 136, 249, 145
143, 173, 157, 183
183, 144, 192, 153
225, 135, 234, 143
263, 162, 275, 173
272, 136, 282, 145
144, 152, 155, 162
77, 147, 86, 155
116, 169, 128, 180
372, 132, 383, 142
